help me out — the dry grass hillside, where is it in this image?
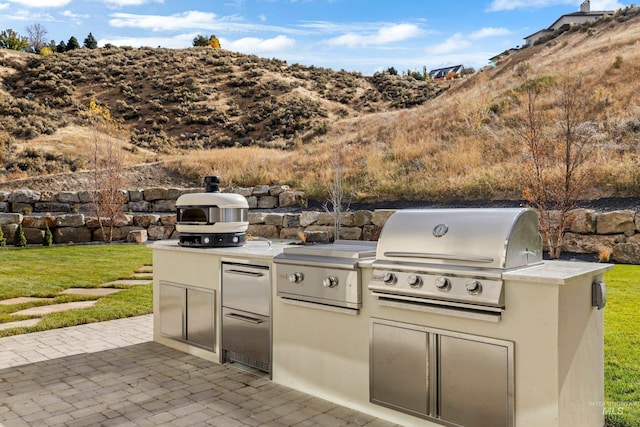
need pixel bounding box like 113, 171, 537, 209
2, 6, 640, 202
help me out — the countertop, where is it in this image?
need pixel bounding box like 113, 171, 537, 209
502, 260, 613, 285
148, 239, 287, 260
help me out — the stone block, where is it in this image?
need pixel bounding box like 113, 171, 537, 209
304, 225, 335, 242
316, 212, 334, 226
12, 202, 33, 213
159, 214, 177, 225
566, 209, 596, 234
144, 188, 167, 201
234, 187, 253, 197
54, 227, 92, 244
0, 202, 8, 213
279, 190, 306, 208
77, 190, 94, 203
257, 196, 278, 209
340, 212, 355, 227
596, 210, 636, 236
77, 203, 96, 214
265, 213, 284, 226
562, 232, 625, 254
128, 189, 144, 202
249, 212, 267, 224
56, 214, 85, 227
128, 201, 151, 212
303, 230, 330, 243
280, 227, 304, 240
8, 190, 40, 203
0, 213, 23, 225
23, 228, 45, 245
1, 224, 18, 241
112, 214, 133, 227
0, 191, 8, 202
363, 224, 381, 241
166, 188, 184, 199
300, 211, 319, 227
246, 196, 258, 209
92, 227, 124, 242
148, 225, 174, 240
339, 227, 362, 241
247, 224, 279, 239
269, 185, 290, 196
126, 230, 148, 244
34, 202, 71, 213
372, 209, 397, 227
22, 215, 56, 229
283, 214, 300, 228
252, 185, 270, 196
612, 243, 640, 264
152, 199, 176, 212
57, 192, 79, 203
354, 210, 373, 227
133, 214, 160, 227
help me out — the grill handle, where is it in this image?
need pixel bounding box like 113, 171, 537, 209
224, 269, 265, 278
383, 252, 495, 264
224, 312, 263, 324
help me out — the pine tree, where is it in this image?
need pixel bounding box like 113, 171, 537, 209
66, 36, 80, 51
0, 226, 6, 247
84, 32, 98, 49
14, 224, 27, 247
56, 40, 66, 53
192, 35, 208, 47
43, 225, 53, 246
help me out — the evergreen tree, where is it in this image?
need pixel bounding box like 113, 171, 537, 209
66, 36, 80, 51
84, 32, 98, 49
0, 226, 6, 247
43, 225, 53, 247
13, 224, 27, 247
56, 40, 66, 53
192, 34, 208, 47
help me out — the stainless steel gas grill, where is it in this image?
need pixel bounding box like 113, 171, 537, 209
368, 208, 542, 321
274, 241, 376, 311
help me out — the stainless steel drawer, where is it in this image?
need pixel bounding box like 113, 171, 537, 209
222, 263, 270, 316
222, 307, 270, 369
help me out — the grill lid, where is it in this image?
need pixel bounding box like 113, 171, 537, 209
376, 208, 542, 270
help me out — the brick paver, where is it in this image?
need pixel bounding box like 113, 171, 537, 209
0, 315, 399, 426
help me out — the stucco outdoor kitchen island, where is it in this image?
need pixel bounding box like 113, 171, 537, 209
150, 236, 612, 427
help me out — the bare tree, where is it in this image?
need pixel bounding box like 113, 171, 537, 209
85, 100, 126, 243
26, 23, 47, 53
518, 64, 596, 258
323, 143, 353, 241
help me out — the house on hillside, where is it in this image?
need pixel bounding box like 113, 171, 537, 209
524, 0, 614, 45
428, 64, 464, 80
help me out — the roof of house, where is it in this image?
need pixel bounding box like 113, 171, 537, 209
524, 10, 612, 40
428, 65, 464, 79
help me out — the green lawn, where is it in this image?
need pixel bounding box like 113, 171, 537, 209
0, 244, 152, 337
604, 265, 640, 427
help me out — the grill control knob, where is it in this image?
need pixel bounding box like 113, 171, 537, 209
407, 274, 423, 288
435, 277, 451, 291
323, 276, 339, 288
382, 272, 397, 285
288, 272, 304, 284
466, 280, 482, 294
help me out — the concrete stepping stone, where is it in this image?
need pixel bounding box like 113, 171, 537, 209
135, 266, 153, 273
0, 318, 41, 331
60, 288, 124, 297
131, 272, 153, 278
100, 279, 152, 287
10, 300, 98, 317
0, 297, 54, 306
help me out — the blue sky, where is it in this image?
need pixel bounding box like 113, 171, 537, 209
0, 0, 629, 75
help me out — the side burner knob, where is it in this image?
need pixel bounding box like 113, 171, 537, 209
323, 276, 339, 288
466, 280, 482, 294
407, 274, 423, 288
382, 272, 397, 285
288, 272, 304, 284
435, 277, 451, 291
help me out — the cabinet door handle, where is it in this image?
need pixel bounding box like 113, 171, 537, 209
224, 313, 263, 324
225, 269, 265, 278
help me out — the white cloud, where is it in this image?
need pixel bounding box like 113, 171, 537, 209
221, 35, 295, 53
0, 3, 9, 10
425, 33, 471, 55
6, 0, 71, 6
109, 11, 218, 31
60, 9, 89, 24
104, 0, 164, 6
469, 27, 511, 39
327, 23, 422, 47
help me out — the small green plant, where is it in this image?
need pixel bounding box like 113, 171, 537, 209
43, 225, 53, 247
0, 226, 6, 246
13, 224, 27, 247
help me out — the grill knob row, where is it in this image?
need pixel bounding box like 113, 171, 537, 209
379, 273, 483, 295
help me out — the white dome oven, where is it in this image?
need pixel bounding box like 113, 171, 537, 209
175, 176, 249, 247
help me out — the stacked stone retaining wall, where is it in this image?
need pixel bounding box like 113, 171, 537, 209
1, 189, 639, 263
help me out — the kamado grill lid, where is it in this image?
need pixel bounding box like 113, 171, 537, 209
376, 208, 542, 270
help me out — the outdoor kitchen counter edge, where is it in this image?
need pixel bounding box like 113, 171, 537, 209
147, 239, 286, 261
502, 260, 613, 285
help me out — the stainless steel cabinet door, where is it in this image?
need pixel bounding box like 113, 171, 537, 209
370, 321, 429, 417
438, 335, 513, 427
159, 282, 186, 340
186, 288, 215, 351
